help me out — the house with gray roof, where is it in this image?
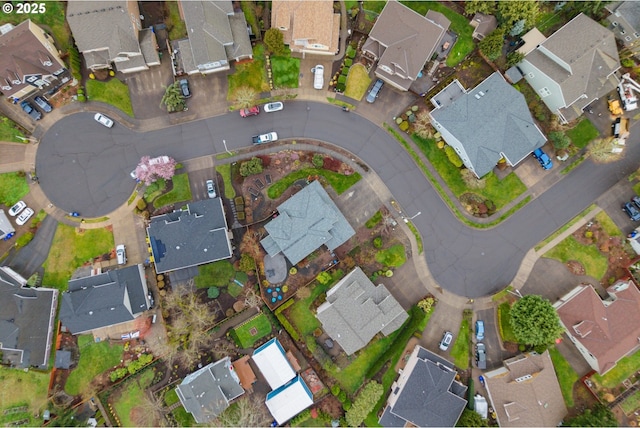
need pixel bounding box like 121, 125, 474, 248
518, 13, 620, 124
606, 2, 640, 60
362, 1, 449, 91
66, 0, 159, 74
379, 345, 467, 427
173, 0, 252, 75
147, 198, 232, 274
316, 267, 408, 355
176, 357, 244, 423
59, 264, 150, 335
430, 72, 547, 178
260, 180, 355, 266
0, 266, 58, 369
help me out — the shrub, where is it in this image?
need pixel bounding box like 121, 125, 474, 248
207, 287, 220, 299
344, 58, 353, 67
341, 67, 350, 76
622, 58, 635, 68
338, 75, 347, 84
239, 157, 263, 177
15, 232, 34, 248
335, 82, 346, 92
346, 381, 383, 427
342, 398, 352, 411
338, 390, 347, 403
238, 253, 256, 273
549, 131, 571, 150
373, 236, 383, 248
289, 267, 297, 275
444, 145, 463, 168
317, 271, 332, 285
312, 153, 325, 168
331, 385, 341, 396
136, 198, 147, 211
399, 121, 409, 131
346, 45, 356, 59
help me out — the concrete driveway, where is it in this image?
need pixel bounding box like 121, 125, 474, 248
521, 257, 602, 303
299, 56, 335, 91
419, 300, 463, 356
475, 307, 519, 371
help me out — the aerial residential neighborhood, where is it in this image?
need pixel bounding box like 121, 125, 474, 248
1, 0, 640, 427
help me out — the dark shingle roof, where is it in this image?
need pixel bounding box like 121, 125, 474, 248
147, 198, 232, 274
316, 267, 408, 355
430, 73, 546, 177
59, 265, 149, 334
261, 180, 354, 266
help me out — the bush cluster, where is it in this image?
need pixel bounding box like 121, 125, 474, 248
444, 145, 463, 168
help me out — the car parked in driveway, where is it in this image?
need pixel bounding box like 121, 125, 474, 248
240, 106, 260, 117
16, 207, 34, 226
624, 201, 640, 221
34, 96, 52, 113
632, 196, 640, 211
532, 148, 553, 170
366, 79, 384, 103
116, 244, 126, 265
439, 331, 453, 351
475, 343, 487, 369
179, 79, 191, 98
206, 179, 216, 198
94, 113, 114, 128
8, 201, 26, 216
475, 320, 485, 341
20, 101, 41, 121
264, 102, 283, 113
252, 132, 278, 145
312, 65, 324, 90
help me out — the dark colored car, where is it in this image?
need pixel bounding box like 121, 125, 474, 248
179, 79, 191, 98
366, 79, 384, 103
623, 202, 640, 221
20, 101, 42, 121
475, 343, 487, 369
34, 96, 52, 113
532, 148, 553, 170
632, 196, 640, 211
240, 106, 260, 117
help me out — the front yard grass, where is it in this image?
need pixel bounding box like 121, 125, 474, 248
566, 118, 599, 149
86, 79, 134, 117
228, 44, 270, 100
153, 173, 192, 208
0, 366, 49, 426
0, 172, 29, 206
271, 48, 300, 89
375, 244, 406, 267
112, 369, 155, 427
412, 135, 526, 210
216, 163, 236, 199
549, 347, 578, 407
534, 204, 597, 251
450, 316, 470, 370
498, 302, 518, 342
344, 64, 371, 101
43, 224, 115, 290
65, 335, 123, 396
544, 235, 608, 280
267, 168, 362, 199
230, 313, 272, 348
0, 116, 25, 143
595, 211, 622, 237
592, 349, 640, 388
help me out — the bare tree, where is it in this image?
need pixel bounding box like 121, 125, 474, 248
244, 287, 263, 308
413, 111, 434, 139
211, 394, 272, 427
587, 138, 623, 163
131, 391, 167, 427
232, 86, 258, 110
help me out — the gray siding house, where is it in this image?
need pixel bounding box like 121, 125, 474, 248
430, 72, 546, 178
606, 2, 640, 60
518, 13, 620, 123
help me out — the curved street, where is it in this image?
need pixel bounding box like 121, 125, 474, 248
36, 101, 640, 297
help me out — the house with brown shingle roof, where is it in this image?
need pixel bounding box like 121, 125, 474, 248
484, 351, 567, 427
518, 13, 620, 124
554, 279, 640, 374
362, 0, 449, 91
271, 0, 340, 56
470, 13, 498, 41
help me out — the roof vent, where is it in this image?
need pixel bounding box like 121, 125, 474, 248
515, 374, 532, 382
89, 311, 93, 315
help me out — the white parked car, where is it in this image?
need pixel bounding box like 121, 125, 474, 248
313, 65, 324, 90
252, 132, 278, 145
8, 201, 26, 216
116, 244, 127, 265
206, 179, 216, 198
16, 207, 34, 226
94, 113, 114, 128
264, 102, 284, 113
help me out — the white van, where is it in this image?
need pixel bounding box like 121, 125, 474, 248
116, 244, 127, 265
313, 65, 324, 90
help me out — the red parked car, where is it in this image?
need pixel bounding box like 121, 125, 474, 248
239, 106, 260, 117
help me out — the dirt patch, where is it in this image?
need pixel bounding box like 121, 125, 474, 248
566, 260, 586, 276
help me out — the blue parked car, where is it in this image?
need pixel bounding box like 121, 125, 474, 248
532, 148, 553, 170
624, 202, 640, 221
475, 320, 485, 341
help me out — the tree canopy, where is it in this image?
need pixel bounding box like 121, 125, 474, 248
509, 295, 563, 346
479, 27, 505, 61
264, 28, 286, 56
464, 0, 496, 16
346, 381, 384, 427
497, 1, 539, 29
160, 82, 186, 112
564, 403, 617, 427
457, 409, 489, 427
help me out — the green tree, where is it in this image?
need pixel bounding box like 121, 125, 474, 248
509, 295, 563, 346
549, 131, 571, 150
346, 381, 384, 427
207, 286, 220, 299
479, 27, 505, 61
264, 28, 286, 56
564, 403, 617, 427
567, 0, 609, 18
312, 153, 325, 168
239, 157, 263, 177
457, 409, 489, 427
161, 82, 186, 112
506, 51, 525, 67
465, 0, 496, 15
497, 1, 539, 28
238, 253, 256, 273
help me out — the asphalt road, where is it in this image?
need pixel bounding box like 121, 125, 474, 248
36, 100, 640, 297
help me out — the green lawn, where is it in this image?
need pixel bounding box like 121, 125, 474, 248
216, 163, 236, 199
153, 173, 192, 208
143, 178, 167, 203
595, 211, 622, 237
412, 135, 526, 210
230, 313, 273, 348
498, 302, 518, 342
534, 204, 597, 251
593, 349, 640, 388
228, 44, 270, 100
549, 347, 578, 407
267, 168, 362, 199
194, 260, 235, 288
166, 1, 187, 40
227, 282, 243, 298
0, 172, 29, 206
65, 335, 124, 396
86, 79, 134, 117
363, 1, 387, 14
164, 389, 180, 406
289, 282, 332, 336
0, 1, 71, 52
401, 1, 474, 67
43, 224, 115, 290
567, 118, 600, 149
375, 244, 407, 268
112, 369, 155, 427
0, 367, 49, 426
0, 116, 25, 143
365, 210, 383, 229
344, 64, 372, 101
271, 49, 300, 89
172, 405, 196, 427
536, 9, 565, 36
621, 389, 640, 415
450, 318, 470, 370
544, 235, 608, 280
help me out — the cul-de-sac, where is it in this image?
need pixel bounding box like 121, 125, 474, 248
2, 0, 640, 426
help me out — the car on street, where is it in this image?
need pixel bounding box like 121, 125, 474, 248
8, 201, 26, 216
475, 320, 485, 341
532, 148, 553, 170
240, 106, 260, 117
366, 79, 384, 103
116, 244, 127, 265
16, 207, 34, 226
439, 331, 453, 351
624, 201, 640, 221
264, 102, 284, 113
475, 343, 487, 369
34, 96, 53, 113
94, 113, 114, 128
252, 132, 278, 145
206, 179, 216, 198
312, 65, 324, 90
179, 79, 191, 98
20, 101, 42, 121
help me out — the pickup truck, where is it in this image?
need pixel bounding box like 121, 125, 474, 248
252, 132, 278, 145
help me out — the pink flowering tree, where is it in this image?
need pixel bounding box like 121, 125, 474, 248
135, 156, 178, 185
